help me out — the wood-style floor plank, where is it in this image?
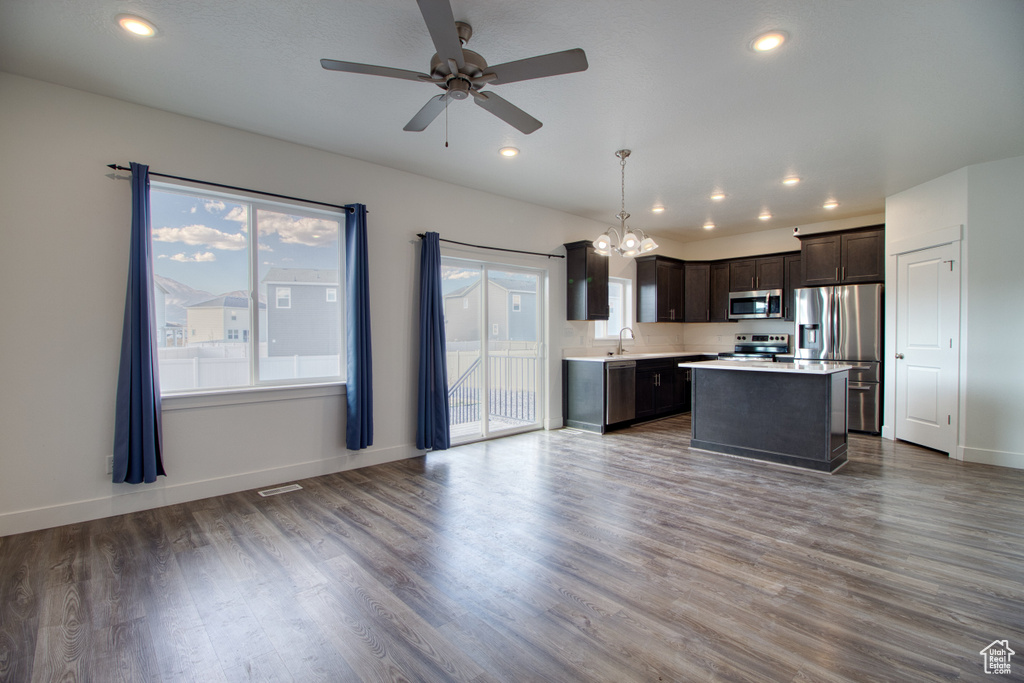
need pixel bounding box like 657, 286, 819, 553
3, 415, 1024, 682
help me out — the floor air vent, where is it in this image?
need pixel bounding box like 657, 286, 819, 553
258, 483, 303, 497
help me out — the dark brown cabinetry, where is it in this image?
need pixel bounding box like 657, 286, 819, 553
684, 262, 733, 323
710, 262, 732, 322
683, 262, 710, 322
800, 226, 884, 286
784, 253, 802, 321
636, 255, 684, 322
635, 359, 678, 421
564, 241, 609, 320
729, 256, 785, 291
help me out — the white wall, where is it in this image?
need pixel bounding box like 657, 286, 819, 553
963, 157, 1024, 466
884, 157, 1024, 469
0, 72, 608, 535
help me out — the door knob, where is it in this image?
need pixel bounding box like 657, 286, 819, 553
895, 353, 905, 359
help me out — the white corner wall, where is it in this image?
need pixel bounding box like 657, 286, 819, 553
0, 72, 607, 536
884, 156, 1024, 469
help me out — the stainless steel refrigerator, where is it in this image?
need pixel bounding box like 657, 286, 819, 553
794, 283, 883, 433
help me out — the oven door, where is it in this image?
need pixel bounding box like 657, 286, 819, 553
728, 290, 783, 319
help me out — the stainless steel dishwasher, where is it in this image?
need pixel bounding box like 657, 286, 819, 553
605, 360, 636, 425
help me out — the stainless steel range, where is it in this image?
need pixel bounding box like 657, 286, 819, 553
718, 333, 789, 361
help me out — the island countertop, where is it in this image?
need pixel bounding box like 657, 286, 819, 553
678, 359, 852, 375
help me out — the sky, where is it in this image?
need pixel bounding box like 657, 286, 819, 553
149, 186, 342, 296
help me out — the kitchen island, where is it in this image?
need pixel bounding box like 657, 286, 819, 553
677, 360, 851, 472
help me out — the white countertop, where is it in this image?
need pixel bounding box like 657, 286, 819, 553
677, 360, 852, 375
564, 351, 720, 362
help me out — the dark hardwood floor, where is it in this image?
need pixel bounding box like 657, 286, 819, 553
3, 415, 1024, 682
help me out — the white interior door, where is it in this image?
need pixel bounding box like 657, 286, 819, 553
894, 242, 960, 453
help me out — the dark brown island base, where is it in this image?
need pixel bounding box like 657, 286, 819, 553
678, 360, 851, 473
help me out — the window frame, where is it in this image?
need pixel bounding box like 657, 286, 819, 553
594, 276, 633, 340
276, 286, 292, 309
149, 180, 346, 398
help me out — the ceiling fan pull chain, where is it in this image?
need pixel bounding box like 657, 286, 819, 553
445, 96, 449, 148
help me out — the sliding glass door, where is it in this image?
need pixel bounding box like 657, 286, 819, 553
441, 257, 544, 444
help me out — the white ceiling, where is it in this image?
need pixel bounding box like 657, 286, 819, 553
2, 0, 1023, 242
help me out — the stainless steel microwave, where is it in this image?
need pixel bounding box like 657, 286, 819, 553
728, 289, 784, 319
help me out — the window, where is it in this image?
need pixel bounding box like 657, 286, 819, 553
276, 287, 291, 309
150, 183, 345, 393
512, 294, 522, 312
595, 277, 633, 339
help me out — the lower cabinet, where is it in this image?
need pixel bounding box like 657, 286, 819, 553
635, 360, 675, 421
635, 358, 699, 421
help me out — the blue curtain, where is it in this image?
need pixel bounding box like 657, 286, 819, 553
113, 162, 166, 484
416, 232, 450, 451
345, 204, 373, 450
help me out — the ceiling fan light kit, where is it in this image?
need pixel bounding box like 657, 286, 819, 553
592, 150, 658, 258
320, 0, 588, 135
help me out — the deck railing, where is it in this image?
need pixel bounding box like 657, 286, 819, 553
446, 354, 536, 427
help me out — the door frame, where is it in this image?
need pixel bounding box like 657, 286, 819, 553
440, 255, 548, 445
884, 224, 964, 457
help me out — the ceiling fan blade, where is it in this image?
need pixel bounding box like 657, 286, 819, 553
320, 59, 432, 83
484, 48, 589, 85
472, 91, 542, 134
404, 94, 450, 131
415, 0, 465, 70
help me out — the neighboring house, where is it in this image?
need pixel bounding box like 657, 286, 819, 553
443, 277, 537, 342
186, 295, 256, 344
262, 268, 340, 357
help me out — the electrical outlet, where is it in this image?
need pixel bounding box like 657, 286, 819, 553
106, 455, 113, 475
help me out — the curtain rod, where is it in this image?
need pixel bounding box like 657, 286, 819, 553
417, 233, 565, 259
107, 164, 355, 214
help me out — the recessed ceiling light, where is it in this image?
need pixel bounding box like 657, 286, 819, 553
117, 14, 157, 37
752, 31, 787, 52
499, 147, 519, 157
782, 176, 800, 186
759, 211, 772, 221
703, 222, 715, 230
710, 192, 726, 201
651, 205, 665, 214
823, 200, 839, 209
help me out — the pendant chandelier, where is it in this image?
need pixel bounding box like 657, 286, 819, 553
592, 149, 658, 257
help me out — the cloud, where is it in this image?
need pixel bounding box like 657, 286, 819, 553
170, 252, 217, 263
152, 224, 246, 250
204, 200, 226, 213
225, 206, 248, 223
257, 211, 339, 247
157, 254, 169, 259
189, 206, 197, 214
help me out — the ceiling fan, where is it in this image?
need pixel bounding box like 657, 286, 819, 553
320, 0, 588, 135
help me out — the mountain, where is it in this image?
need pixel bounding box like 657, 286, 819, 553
154, 275, 213, 325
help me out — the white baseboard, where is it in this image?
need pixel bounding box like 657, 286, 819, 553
0, 444, 423, 537
959, 446, 1024, 470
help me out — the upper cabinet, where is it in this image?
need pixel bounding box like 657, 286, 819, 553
564, 241, 609, 320
683, 262, 710, 322
636, 255, 684, 322
800, 226, 884, 286
728, 256, 785, 292
684, 261, 733, 323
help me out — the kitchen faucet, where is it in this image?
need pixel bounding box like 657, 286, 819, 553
617, 327, 635, 355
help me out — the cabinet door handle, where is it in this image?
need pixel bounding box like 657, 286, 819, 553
835, 267, 839, 281
842, 266, 846, 280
